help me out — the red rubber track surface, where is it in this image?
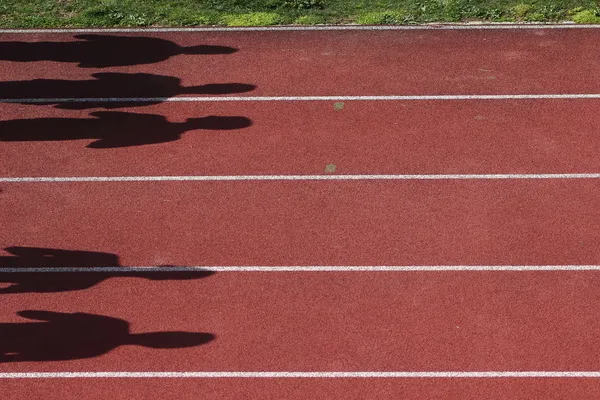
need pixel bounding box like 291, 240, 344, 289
3, 28, 600, 399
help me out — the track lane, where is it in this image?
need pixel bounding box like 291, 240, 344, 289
3, 100, 600, 177
1, 180, 599, 266
1, 29, 600, 95
2, 271, 600, 372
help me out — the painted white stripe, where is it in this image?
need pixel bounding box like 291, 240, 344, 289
2, 371, 600, 379
2, 23, 600, 34
1, 174, 600, 183
2, 265, 600, 273
5, 94, 600, 103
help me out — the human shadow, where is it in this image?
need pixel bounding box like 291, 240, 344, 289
0, 310, 214, 362
0, 35, 238, 68
0, 111, 252, 148
0, 247, 214, 294
0, 73, 256, 109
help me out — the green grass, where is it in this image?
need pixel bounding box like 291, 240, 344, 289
572, 8, 600, 22
1, 0, 600, 28
221, 12, 283, 26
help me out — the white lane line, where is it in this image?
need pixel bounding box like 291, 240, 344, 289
2, 371, 600, 379
5, 94, 600, 103
2, 174, 600, 183
2, 266, 600, 272
0, 24, 598, 33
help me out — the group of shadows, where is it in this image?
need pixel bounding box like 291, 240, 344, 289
0, 247, 215, 363
0, 36, 231, 362
0, 35, 253, 148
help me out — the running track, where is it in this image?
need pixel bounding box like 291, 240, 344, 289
2, 25, 600, 399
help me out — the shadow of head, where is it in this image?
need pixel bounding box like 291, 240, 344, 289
185, 115, 253, 130
146, 268, 215, 280
182, 45, 238, 55
188, 83, 256, 95
130, 331, 215, 348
